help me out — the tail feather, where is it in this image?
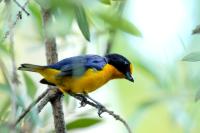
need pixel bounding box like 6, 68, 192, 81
18, 64, 45, 72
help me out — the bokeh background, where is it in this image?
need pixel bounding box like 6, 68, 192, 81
1, 0, 200, 133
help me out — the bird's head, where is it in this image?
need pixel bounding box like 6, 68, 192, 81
105, 53, 134, 82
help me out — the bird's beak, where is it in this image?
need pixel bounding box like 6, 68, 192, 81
125, 72, 134, 82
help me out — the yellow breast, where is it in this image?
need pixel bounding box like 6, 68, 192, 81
37, 64, 124, 93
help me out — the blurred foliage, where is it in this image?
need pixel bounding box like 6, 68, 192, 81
195, 89, 200, 101
75, 4, 90, 41
66, 117, 102, 130
97, 12, 141, 37
28, 1, 43, 39
0, 0, 200, 133
22, 72, 37, 99
101, 0, 111, 5
183, 51, 200, 62
110, 31, 200, 133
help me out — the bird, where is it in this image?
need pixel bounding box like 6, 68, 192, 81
18, 53, 134, 115
18, 53, 134, 94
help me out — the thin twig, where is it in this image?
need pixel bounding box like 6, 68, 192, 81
68, 92, 132, 133
13, 0, 30, 16
105, 29, 115, 54
4, 0, 18, 125
37, 92, 50, 113
42, 8, 66, 133
0, 11, 22, 43
37, 88, 61, 113
14, 89, 49, 127
15, 87, 132, 132
0, 0, 31, 43
14, 88, 62, 126
14, 4, 66, 132
105, 0, 127, 55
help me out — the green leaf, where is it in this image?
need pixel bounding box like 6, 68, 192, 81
0, 123, 9, 133
22, 72, 37, 99
35, 0, 51, 10
182, 51, 200, 62
0, 83, 10, 93
100, 0, 111, 5
28, 1, 43, 38
138, 99, 160, 110
195, 88, 200, 102
0, 43, 10, 55
48, 9, 74, 37
97, 12, 142, 37
0, 60, 12, 92
0, 98, 10, 119
66, 118, 102, 130
75, 4, 90, 41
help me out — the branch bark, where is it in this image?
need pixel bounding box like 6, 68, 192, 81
68, 92, 132, 133
14, 89, 49, 127
42, 9, 66, 133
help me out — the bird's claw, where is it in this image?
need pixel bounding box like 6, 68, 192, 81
79, 99, 87, 107
78, 95, 87, 108
97, 105, 105, 117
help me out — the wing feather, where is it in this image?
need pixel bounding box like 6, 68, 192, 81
48, 55, 107, 77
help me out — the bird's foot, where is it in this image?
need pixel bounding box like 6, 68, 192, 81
67, 91, 88, 107
68, 91, 107, 117
78, 95, 88, 107
97, 104, 106, 117
82, 93, 106, 117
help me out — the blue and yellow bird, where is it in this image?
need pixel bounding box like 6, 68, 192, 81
18, 53, 134, 94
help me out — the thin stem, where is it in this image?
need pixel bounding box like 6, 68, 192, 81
68, 92, 132, 133
42, 9, 66, 133
0, 0, 30, 43
13, 0, 30, 16
14, 89, 49, 127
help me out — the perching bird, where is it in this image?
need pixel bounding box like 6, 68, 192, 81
18, 53, 134, 94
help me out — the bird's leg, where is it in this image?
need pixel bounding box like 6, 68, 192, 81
67, 91, 88, 107
83, 93, 105, 117
68, 91, 106, 117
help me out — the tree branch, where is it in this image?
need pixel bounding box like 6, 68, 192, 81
13, 88, 49, 127
105, 29, 116, 54
37, 88, 61, 113
14, 87, 63, 127
14, 6, 66, 132
0, 0, 30, 43
6, 0, 18, 124
68, 92, 132, 133
13, 0, 30, 16
42, 9, 66, 133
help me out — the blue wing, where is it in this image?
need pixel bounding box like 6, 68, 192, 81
48, 55, 108, 77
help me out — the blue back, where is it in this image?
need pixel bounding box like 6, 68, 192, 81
48, 55, 108, 76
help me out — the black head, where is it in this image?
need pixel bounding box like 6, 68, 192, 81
105, 53, 134, 82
